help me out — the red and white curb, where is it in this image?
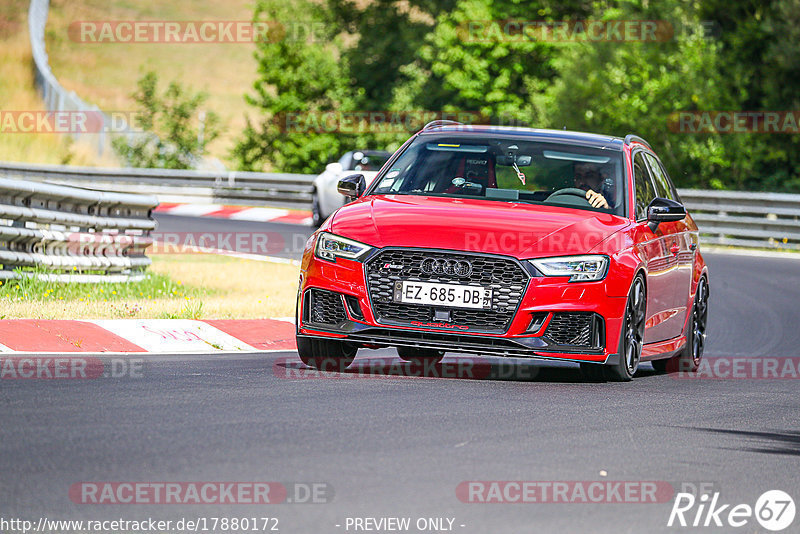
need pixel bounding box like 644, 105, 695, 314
0, 318, 296, 354
154, 203, 312, 225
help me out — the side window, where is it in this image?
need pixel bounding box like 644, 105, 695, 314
657, 158, 681, 202
644, 153, 674, 200
633, 151, 656, 220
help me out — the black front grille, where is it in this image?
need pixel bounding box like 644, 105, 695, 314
544, 312, 601, 347
307, 289, 347, 325
365, 249, 529, 333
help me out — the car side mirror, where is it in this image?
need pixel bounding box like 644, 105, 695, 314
337, 174, 366, 201
647, 197, 686, 231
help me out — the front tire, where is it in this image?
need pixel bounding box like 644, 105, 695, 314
605, 274, 646, 382
297, 336, 357, 371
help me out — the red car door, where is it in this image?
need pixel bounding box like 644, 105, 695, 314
631, 150, 683, 342
644, 153, 693, 339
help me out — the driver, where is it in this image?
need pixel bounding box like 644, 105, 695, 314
574, 163, 611, 209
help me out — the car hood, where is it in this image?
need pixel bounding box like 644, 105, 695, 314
329, 195, 630, 258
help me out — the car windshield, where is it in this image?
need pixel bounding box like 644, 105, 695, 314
369, 135, 626, 216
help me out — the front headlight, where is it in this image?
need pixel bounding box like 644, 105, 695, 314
527, 255, 609, 282
314, 232, 373, 262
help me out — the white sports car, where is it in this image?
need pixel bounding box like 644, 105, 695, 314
311, 150, 392, 226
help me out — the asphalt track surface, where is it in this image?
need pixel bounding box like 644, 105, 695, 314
1, 215, 799, 533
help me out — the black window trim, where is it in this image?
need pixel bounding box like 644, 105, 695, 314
642, 151, 675, 203
631, 147, 660, 222
363, 136, 418, 196
365, 133, 629, 217
652, 155, 682, 203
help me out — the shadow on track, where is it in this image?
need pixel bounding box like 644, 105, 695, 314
273, 355, 662, 384
686, 427, 800, 457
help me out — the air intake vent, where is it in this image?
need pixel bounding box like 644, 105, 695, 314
544, 312, 604, 348
306, 289, 347, 326
344, 295, 364, 320
526, 312, 549, 333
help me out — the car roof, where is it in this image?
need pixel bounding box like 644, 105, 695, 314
418, 125, 626, 151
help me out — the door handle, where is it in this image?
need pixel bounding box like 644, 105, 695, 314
670, 244, 680, 256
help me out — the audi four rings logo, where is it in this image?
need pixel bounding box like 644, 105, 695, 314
420, 258, 473, 277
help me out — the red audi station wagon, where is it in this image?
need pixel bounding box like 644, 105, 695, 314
295, 123, 709, 381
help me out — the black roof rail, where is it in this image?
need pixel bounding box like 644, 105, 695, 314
422, 120, 464, 130
624, 134, 652, 149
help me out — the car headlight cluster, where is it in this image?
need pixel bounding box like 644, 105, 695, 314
527, 255, 609, 282
314, 232, 373, 262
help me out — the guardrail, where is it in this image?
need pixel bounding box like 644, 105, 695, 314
1, 162, 798, 251
0, 177, 158, 282
28, 0, 140, 157
0, 161, 314, 209
28, 0, 220, 169
678, 189, 800, 250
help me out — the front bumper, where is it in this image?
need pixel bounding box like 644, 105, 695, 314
297, 251, 628, 364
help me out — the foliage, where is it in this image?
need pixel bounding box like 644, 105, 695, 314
114, 72, 220, 169
235, 0, 800, 192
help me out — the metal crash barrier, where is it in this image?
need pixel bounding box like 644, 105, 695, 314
0, 178, 158, 282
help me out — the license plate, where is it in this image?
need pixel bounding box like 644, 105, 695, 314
393, 281, 492, 309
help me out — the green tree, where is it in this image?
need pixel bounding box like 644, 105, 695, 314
539, 2, 728, 188
114, 72, 220, 169
235, 0, 800, 191
233, 0, 460, 173
542, 0, 800, 191
392, 0, 593, 125
233, 0, 361, 173
695, 0, 800, 191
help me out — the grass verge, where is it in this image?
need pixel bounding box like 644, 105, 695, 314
0, 253, 299, 319
44, 0, 259, 165
0, 0, 107, 165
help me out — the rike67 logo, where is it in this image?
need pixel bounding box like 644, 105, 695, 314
668, 490, 795, 531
